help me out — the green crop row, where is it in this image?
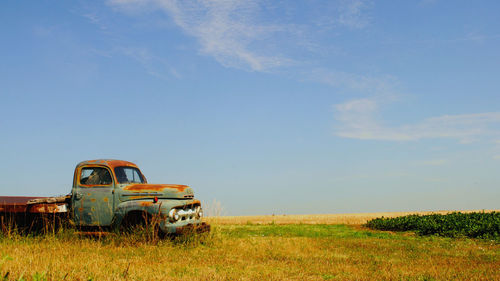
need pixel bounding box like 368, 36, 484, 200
365, 212, 500, 240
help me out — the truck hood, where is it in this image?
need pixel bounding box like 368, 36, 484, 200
120, 184, 194, 200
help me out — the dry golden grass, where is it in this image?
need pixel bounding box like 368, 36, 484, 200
206, 210, 500, 225
0, 212, 499, 280
0, 224, 499, 281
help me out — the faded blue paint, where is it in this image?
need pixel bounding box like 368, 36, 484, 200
71, 159, 206, 234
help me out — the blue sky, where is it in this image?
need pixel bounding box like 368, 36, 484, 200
1, 0, 499, 215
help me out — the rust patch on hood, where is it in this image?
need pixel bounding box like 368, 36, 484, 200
77, 159, 139, 170
123, 184, 190, 192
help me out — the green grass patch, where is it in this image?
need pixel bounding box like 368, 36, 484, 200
365, 211, 500, 240
218, 224, 394, 239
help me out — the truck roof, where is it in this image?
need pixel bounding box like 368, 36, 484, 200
76, 159, 139, 169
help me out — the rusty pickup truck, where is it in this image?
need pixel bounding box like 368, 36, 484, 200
0, 159, 209, 235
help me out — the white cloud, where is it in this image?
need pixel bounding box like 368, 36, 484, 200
108, 0, 372, 72
334, 97, 500, 142
110, 0, 292, 71
107, 0, 498, 147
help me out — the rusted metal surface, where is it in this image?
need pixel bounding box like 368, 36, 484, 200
0, 196, 70, 214
2, 159, 209, 236
123, 184, 190, 192
28, 203, 68, 213
0, 204, 28, 213
76, 159, 139, 170
174, 222, 210, 235
27, 195, 70, 204
0, 196, 46, 204
0, 196, 45, 213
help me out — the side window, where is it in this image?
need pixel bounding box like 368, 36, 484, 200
80, 167, 112, 186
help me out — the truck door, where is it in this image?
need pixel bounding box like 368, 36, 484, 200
73, 165, 115, 226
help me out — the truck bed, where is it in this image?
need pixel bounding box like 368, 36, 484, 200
1, 196, 70, 232
0, 196, 69, 214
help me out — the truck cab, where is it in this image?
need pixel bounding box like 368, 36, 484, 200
72, 159, 208, 234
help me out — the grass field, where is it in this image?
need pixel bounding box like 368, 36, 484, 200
0, 212, 499, 280
205, 210, 499, 225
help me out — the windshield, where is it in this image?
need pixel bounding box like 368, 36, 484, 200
114, 166, 145, 184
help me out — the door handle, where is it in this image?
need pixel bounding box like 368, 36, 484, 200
74, 193, 83, 200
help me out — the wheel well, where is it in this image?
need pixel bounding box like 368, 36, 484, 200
120, 211, 152, 229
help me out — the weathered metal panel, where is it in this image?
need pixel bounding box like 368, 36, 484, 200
28, 203, 68, 213
0, 196, 44, 213
0, 196, 46, 204
1, 159, 209, 235
123, 184, 190, 192
0, 197, 69, 214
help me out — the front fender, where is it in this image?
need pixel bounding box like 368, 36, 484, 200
113, 200, 162, 227
112, 199, 200, 228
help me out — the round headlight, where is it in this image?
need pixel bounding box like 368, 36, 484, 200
169, 209, 179, 222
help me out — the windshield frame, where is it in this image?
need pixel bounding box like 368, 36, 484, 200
78, 166, 114, 187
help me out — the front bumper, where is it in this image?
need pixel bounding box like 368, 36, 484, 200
174, 222, 210, 234
158, 200, 209, 234
160, 220, 210, 234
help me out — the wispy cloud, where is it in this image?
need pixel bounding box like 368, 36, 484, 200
161, 0, 296, 71
107, 0, 499, 147
337, 0, 371, 29
110, 0, 292, 71
108, 0, 372, 72
83, 13, 108, 30
307, 68, 400, 97
333, 97, 500, 142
